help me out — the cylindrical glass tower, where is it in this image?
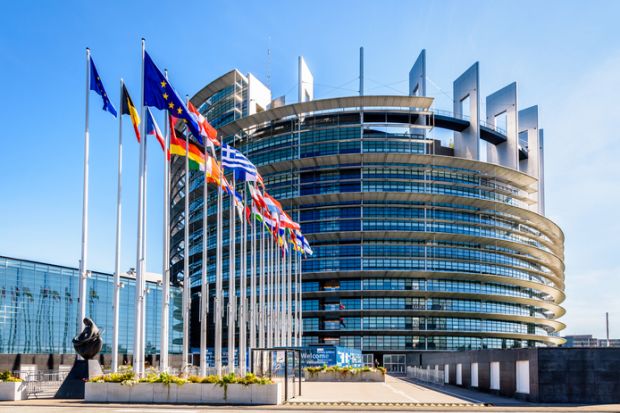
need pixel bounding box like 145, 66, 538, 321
171, 65, 565, 356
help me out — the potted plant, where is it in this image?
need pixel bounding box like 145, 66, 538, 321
0, 371, 26, 401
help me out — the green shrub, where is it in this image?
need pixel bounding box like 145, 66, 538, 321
237, 373, 273, 385
89, 370, 136, 385
202, 375, 220, 384
139, 371, 187, 385
304, 365, 385, 376
89, 371, 272, 389
187, 375, 202, 383
0, 371, 22, 382
305, 366, 323, 375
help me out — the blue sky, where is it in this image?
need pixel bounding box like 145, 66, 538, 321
1, 0, 619, 337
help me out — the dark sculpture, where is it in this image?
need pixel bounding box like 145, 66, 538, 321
72, 317, 102, 359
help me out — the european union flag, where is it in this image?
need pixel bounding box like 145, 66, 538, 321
143, 51, 202, 144
89, 57, 117, 117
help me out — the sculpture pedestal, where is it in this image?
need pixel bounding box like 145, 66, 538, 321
55, 359, 103, 399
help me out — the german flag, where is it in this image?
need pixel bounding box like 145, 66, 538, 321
169, 134, 205, 171
120, 83, 141, 142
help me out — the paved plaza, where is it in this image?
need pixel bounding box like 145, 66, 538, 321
289, 375, 477, 404
2, 376, 620, 412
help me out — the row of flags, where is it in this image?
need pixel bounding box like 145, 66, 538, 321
85, 44, 311, 377
88, 52, 312, 256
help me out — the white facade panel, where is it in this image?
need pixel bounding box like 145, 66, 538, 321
248, 73, 272, 116
298, 56, 314, 103
471, 362, 479, 387
456, 363, 463, 385
490, 361, 500, 390
516, 360, 530, 394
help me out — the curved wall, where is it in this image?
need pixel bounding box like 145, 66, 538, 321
171, 87, 565, 352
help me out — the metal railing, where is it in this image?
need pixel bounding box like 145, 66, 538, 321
13, 370, 69, 399
406, 365, 445, 386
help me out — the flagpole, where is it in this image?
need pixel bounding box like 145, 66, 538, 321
228, 174, 236, 374
298, 253, 303, 346
160, 72, 171, 372
111, 78, 124, 373
78, 47, 91, 342
294, 251, 299, 347
281, 249, 286, 346
287, 248, 292, 346
272, 235, 276, 347
285, 249, 290, 346
140, 103, 149, 376
134, 39, 146, 376
266, 233, 271, 349
239, 184, 247, 375
280, 248, 285, 346
214, 156, 223, 376
272, 235, 276, 348
269, 236, 278, 347
258, 221, 264, 349
273, 237, 282, 347
281, 244, 284, 347
200, 151, 209, 376
249, 208, 256, 351
182, 124, 191, 373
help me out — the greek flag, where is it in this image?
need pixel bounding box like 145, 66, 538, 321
221, 144, 259, 182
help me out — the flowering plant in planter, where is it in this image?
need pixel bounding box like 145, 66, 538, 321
303, 365, 386, 376
89, 370, 273, 387
0, 371, 22, 382
90, 369, 137, 385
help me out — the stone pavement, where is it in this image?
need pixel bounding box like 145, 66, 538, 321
1, 375, 620, 412
289, 374, 478, 405
3, 399, 620, 412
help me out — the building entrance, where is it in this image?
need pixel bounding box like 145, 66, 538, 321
382, 354, 406, 374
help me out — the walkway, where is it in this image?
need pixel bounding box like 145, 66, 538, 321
289, 374, 476, 405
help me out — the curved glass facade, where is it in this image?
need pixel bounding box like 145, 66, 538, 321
173, 70, 565, 354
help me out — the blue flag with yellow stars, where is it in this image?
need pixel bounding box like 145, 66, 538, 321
89, 57, 117, 117
143, 51, 202, 144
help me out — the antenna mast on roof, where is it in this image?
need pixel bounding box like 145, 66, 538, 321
266, 36, 272, 91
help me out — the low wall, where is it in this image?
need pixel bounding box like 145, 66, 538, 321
408, 348, 620, 404
85, 382, 283, 405
0, 382, 27, 401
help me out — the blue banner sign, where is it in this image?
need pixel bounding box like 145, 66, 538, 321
301, 346, 362, 368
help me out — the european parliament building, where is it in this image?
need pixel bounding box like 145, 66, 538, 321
173, 50, 565, 362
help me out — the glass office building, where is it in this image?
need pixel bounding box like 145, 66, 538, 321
172, 52, 565, 356
0, 256, 182, 355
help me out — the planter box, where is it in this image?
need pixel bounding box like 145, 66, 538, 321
304, 370, 385, 382
0, 382, 27, 401
85, 382, 282, 405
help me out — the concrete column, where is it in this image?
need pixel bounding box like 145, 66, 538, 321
453, 62, 480, 160
518, 105, 543, 213
298, 56, 314, 103
539, 129, 545, 215
486, 82, 519, 170
409, 49, 426, 96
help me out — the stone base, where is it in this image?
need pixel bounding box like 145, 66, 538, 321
85, 382, 283, 405
0, 382, 27, 401
55, 359, 103, 399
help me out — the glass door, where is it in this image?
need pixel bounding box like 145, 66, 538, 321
383, 354, 406, 374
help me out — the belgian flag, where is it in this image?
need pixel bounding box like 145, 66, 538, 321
120, 83, 141, 142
